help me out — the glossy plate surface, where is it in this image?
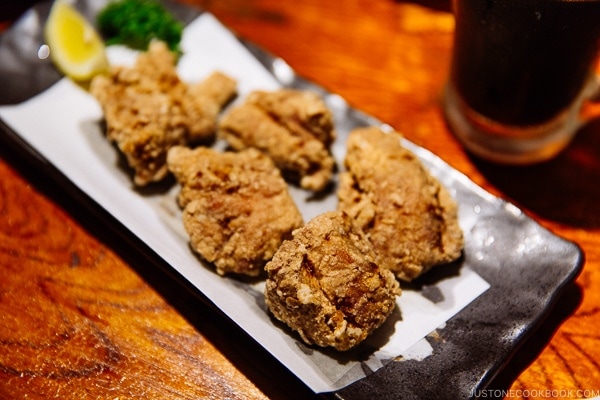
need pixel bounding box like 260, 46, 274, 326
0, 1, 583, 399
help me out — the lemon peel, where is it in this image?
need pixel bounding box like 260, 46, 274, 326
44, 0, 109, 82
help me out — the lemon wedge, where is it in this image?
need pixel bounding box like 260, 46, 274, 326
44, 0, 109, 81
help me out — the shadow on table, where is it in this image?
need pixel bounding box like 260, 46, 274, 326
471, 117, 600, 228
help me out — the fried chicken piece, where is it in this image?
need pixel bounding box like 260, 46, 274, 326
246, 89, 336, 147
218, 89, 335, 192
337, 127, 464, 281
91, 41, 237, 186
186, 71, 238, 140
167, 145, 303, 276
264, 211, 400, 351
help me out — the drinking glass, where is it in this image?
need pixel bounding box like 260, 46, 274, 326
444, 0, 600, 164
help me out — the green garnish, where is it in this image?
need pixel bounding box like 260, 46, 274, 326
97, 0, 183, 52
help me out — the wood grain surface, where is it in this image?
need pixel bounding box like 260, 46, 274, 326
2, 0, 600, 399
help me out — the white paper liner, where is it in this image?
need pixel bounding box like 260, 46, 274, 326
0, 13, 489, 393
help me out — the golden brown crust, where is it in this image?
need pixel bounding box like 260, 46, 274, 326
91, 41, 237, 186
245, 89, 336, 147
218, 89, 335, 192
337, 127, 464, 281
185, 71, 238, 142
264, 211, 400, 351
167, 145, 303, 276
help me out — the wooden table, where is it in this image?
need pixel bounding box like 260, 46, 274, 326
2, 0, 600, 398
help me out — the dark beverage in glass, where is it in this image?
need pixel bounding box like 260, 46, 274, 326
444, 0, 600, 164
